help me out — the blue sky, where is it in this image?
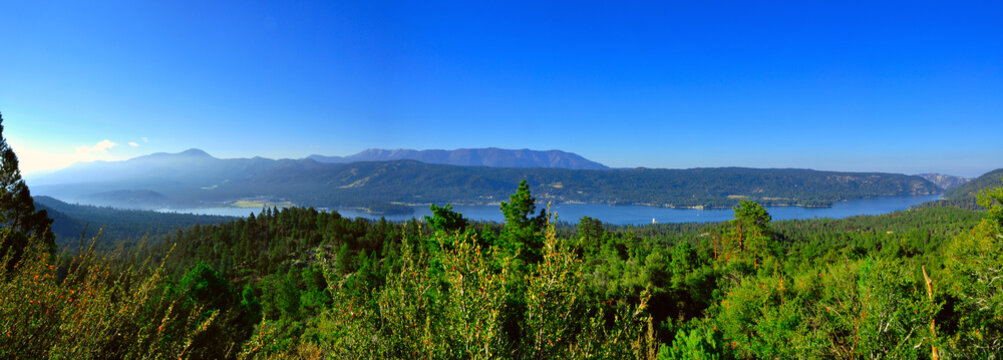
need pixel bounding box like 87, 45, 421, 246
0, 1, 1000, 177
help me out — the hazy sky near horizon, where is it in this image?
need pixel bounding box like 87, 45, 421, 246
1, 1, 1000, 177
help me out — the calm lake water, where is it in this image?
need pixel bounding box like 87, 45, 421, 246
159, 194, 942, 225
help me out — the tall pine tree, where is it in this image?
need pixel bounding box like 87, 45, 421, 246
499, 179, 547, 263
0, 112, 55, 261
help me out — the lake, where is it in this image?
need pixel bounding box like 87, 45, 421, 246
159, 194, 943, 225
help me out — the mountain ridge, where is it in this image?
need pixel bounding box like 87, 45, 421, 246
917, 173, 970, 190
30, 149, 942, 213
307, 147, 609, 170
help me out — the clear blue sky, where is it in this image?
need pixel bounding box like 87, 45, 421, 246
1, 1, 1000, 177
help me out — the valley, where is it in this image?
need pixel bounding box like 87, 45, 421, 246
3, 2, 999, 358
30, 148, 942, 215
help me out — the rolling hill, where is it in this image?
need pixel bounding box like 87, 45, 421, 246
34, 196, 236, 250
917, 173, 970, 190
29, 149, 941, 214
920, 168, 1003, 209
944, 169, 1003, 200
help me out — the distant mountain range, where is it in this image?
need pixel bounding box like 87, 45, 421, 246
29, 148, 943, 214
307, 148, 609, 170
917, 173, 970, 190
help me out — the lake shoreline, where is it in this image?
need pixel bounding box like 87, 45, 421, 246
156, 194, 944, 225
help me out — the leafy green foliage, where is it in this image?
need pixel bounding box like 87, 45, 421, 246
500, 179, 548, 263
2, 117, 998, 359
0, 236, 214, 359
658, 322, 732, 360
175, 261, 234, 309
7, 185, 995, 359
939, 186, 1003, 357
243, 217, 657, 359
425, 203, 469, 233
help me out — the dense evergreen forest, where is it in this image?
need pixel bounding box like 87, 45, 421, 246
3, 116, 1003, 358
921, 168, 1003, 210
6, 181, 1003, 358
34, 195, 236, 250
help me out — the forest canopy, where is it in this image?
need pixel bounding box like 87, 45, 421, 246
1, 112, 1001, 358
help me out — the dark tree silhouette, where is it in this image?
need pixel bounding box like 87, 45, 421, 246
0, 111, 55, 262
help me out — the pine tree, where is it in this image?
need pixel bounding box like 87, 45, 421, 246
0, 112, 55, 262
424, 203, 468, 233
727, 199, 772, 266
500, 179, 547, 263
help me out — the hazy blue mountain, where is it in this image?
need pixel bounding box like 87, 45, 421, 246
30, 148, 320, 208
307, 148, 609, 170
917, 173, 970, 190
30, 149, 941, 214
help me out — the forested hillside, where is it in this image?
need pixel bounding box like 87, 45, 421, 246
2, 115, 1000, 358
33, 149, 940, 212
921, 168, 1003, 209
918, 173, 970, 190
6, 177, 1002, 358
3, 0, 998, 357
34, 196, 235, 250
